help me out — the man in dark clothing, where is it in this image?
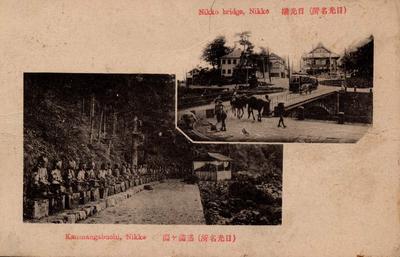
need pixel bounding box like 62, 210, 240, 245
264, 95, 271, 117
277, 103, 286, 128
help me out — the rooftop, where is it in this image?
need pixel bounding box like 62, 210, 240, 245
195, 152, 232, 161
221, 48, 242, 59
303, 43, 340, 59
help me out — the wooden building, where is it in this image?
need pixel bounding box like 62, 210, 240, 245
193, 152, 232, 181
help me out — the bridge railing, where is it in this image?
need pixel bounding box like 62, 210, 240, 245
269, 89, 336, 111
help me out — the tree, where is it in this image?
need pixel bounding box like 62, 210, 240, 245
340, 35, 373, 80
201, 36, 231, 69
235, 31, 254, 55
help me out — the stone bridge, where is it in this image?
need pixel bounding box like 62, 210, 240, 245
284, 90, 373, 124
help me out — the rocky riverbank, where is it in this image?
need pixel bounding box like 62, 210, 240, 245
198, 177, 282, 225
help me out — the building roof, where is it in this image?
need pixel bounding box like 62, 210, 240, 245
208, 152, 232, 161
303, 43, 340, 59
269, 52, 284, 61
221, 48, 242, 59
195, 152, 232, 161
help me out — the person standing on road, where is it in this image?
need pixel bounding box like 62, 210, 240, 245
277, 103, 286, 128
264, 95, 271, 117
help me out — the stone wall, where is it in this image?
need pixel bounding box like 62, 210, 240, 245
339, 91, 373, 124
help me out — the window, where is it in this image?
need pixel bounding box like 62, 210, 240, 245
233, 59, 237, 64
222, 69, 226, 74
222, 59, 226, 64
228, 59, 231, 64
228, 69, 231, 74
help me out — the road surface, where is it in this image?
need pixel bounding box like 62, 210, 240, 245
81, 180, 206, 224
195, 116, 370, 143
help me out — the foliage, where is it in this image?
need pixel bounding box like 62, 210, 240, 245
23, 74, 194, 194
201, 36, 232, 69
340, 35, 373, 80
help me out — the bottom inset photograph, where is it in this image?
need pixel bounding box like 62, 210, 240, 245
25, 143, 283, 225
23, 73, 282, 225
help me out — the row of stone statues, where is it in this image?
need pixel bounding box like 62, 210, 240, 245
28, 155, 169, 198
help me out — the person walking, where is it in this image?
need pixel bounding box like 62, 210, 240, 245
264, 94, 271, 117
277, 103, 286, 128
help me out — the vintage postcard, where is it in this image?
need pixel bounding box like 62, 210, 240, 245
0, 1, 399, 257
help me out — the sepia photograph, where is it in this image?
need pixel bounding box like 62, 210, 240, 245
23, 73, 282, 225
1, 0, 399, 256
177, 32, 373, 143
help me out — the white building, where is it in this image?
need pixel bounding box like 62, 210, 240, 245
220, 48, 242, 77
220, 48, 287, 79
193, 152, 232, 181
301, 43, 340, 75
269, 53, 287, 78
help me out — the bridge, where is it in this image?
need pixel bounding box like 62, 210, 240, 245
250, 86, 337, 114
179, 86, 337, 119
268, 87, 373, 124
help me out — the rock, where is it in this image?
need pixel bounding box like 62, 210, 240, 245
106, 198, 116, 207
143, 185, 153, 190
90, 188, 100, 202
207, 201, 219, 209
25, 199, 49, 219
245, 200, 256, 207
64, 214, 77, 223
77, 210, 86, 220
83, 207, 92, 216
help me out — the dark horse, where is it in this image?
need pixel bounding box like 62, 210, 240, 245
247, 96, 268, 122
230, 95, 248, 119
215, 108, 227, 131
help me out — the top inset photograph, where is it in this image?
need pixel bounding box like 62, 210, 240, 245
177, 32, 373, 143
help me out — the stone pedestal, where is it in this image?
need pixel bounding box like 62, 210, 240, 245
108, 186, 115, 196
65, 193, 80, 209
115, 184, 121, 194
80, 191, 90, 205
91, 188, 100, 201
99, 187, 108, 199
338, 112, 345, 124
49, 195, 65, 214
25, 199, 49, 219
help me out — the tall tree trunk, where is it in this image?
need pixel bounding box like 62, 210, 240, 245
82, 97, 85, 118
122, 114, 126, 139
103, 106, 107, 138
112, 107, 117, 137
98, 106, 103, 140
89, 94, 95, 143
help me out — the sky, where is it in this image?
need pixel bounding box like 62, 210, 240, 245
0, 0, 380, 81
169, 0, 376, 79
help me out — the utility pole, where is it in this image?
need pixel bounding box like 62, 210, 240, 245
267, 48, 271, 83
262, 54, 266, 83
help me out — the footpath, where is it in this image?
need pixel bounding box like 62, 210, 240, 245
82, 180, 206, 225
